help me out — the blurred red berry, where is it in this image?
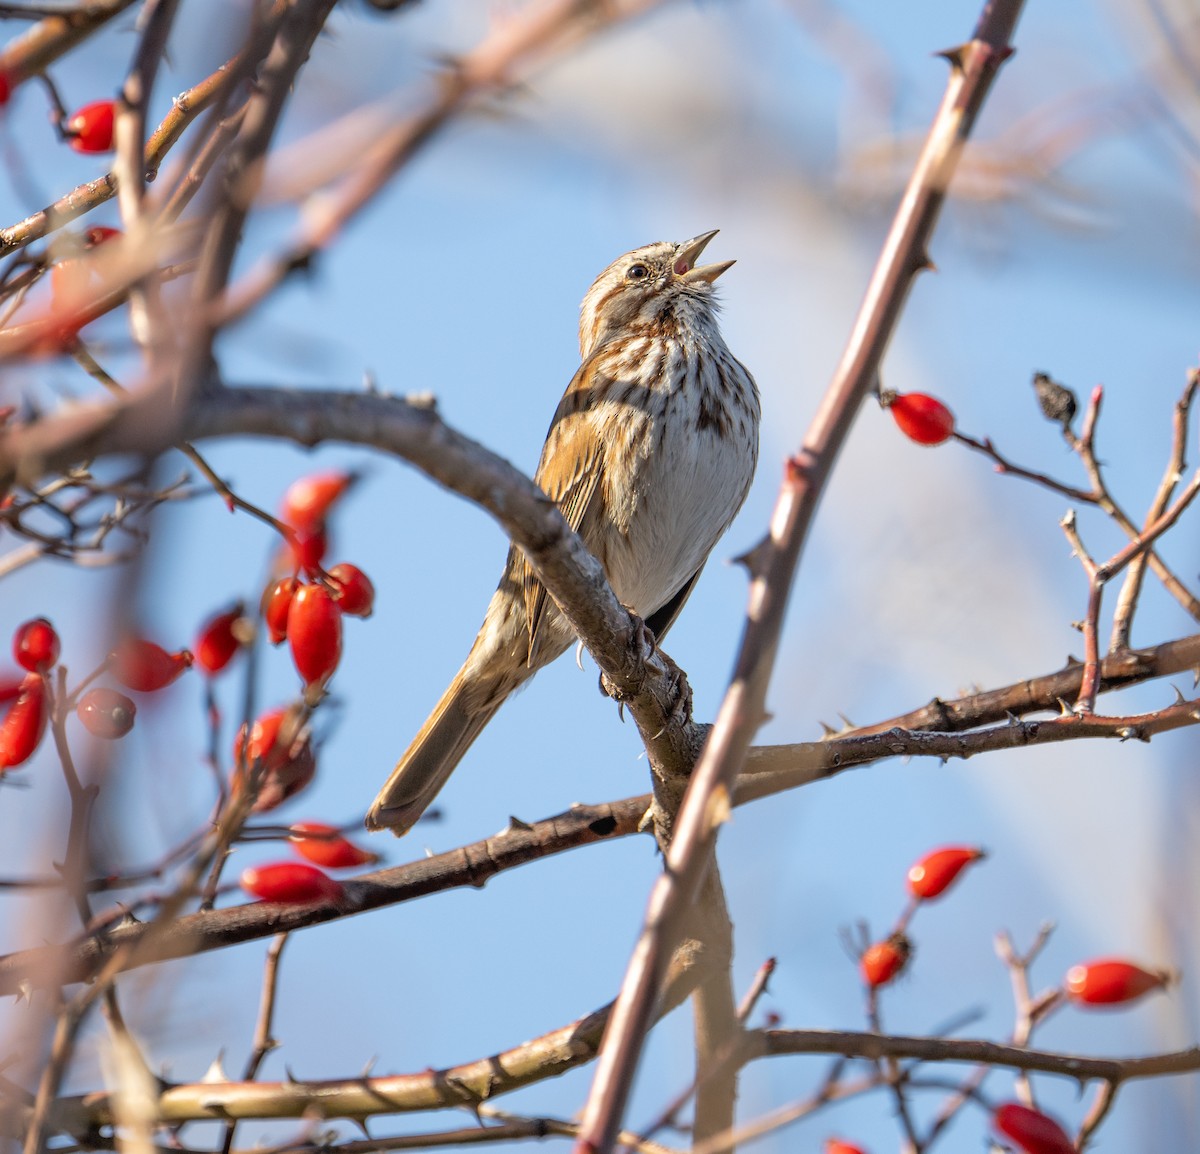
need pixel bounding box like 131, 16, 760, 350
77, 687, 136, 739
84, 226, 120, 247
263, 577, 298, 645
287, 526, 328, 574
0, 674, 48, 769
111, 637, 193, 692
906, 845, 985, 901
65, 99, 116, 153
824, 1140, 868, 1154
280, 471, 355, 535
240, 861, 343, 905
860, 934, 911, 988
0, 72, 12, 106
194, 604, 246, 675
991, 1102, 1075, 1154
13, 617, 60, 672
287, 583, 342, 688
889, 392, 955, 446
1065, 959, 1169, 1008
0, 675, 25, 706
289, 821, 379, 869
50, 258, 89, 305
233, 705, 316, 812
327, 562, 375, 617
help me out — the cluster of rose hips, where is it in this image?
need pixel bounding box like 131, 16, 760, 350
233, 470, 381, 904
0, 469, 379, 895
264, 470, 375, 692
230, 706, 380, 907
239, 819, 379, 908
0, 616, 192, 770
224, 706, 364, 905
831, 844, 1173, 1154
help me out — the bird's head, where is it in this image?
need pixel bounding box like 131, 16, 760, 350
578, 230, 734, 358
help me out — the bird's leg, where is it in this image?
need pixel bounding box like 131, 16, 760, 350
597, 611, 657, 708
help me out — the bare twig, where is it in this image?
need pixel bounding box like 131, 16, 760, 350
220, 933, 289, 1154
1110, 369, 1200, 649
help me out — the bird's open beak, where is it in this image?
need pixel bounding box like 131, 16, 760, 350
673, 229, 735, 285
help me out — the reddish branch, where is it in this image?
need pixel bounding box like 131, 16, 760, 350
574, 4, 1027, 1149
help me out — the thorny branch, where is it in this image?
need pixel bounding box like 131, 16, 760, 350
10, 1013, 1199, 1136
0, 627, 1195, 998
575, 4, 1027, 1149
0, 1, 1197, 1151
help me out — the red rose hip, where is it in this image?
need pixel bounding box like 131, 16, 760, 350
111, 637, 193, 691
0, 674, 48, 769
241, 861, 344, 905
14, 618, 60, 672
1065, 958, 1169, 1007
65, 100, 116, 153
289, 821, 379, 869
327, 563, 375, 617
194, 604, 246, 675
287, 583, 342, 687
991, 1102, 1075, 1154
860, 934, 911, 988
889, 392, 955, 446
906, 845, 985, 901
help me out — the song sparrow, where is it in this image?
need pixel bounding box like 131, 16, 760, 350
366, 230, 760, 835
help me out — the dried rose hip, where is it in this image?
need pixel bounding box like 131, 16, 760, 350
233, 706, 316, 812
77, 688, 137, 739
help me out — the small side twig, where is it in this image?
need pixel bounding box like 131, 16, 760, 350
220, 933, 289, 1154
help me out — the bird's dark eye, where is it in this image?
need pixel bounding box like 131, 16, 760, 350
626, 263, 649, 282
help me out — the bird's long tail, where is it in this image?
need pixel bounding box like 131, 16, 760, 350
365, 657, 509, 835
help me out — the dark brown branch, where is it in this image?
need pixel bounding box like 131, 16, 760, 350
0, 799, 646, 996
755, 1027, 1200, 1083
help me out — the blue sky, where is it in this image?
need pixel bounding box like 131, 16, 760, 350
2, 2, 1199, 1150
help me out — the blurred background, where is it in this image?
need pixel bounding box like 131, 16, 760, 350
1, 0, 1199, 1149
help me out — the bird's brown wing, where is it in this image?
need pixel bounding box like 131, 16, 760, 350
521, 363, 608, 661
